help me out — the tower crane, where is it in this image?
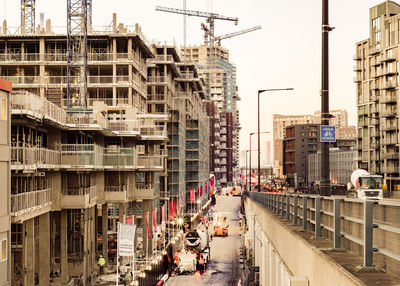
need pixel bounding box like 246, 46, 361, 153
21, 0, 36, 34
207, 25, 262, 46
156, 6, 238, 44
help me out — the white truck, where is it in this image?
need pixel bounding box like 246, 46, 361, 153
177, 228, 210, 275
347, 169, 383, 200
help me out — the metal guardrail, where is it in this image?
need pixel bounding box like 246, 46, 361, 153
244, 191, 400, 270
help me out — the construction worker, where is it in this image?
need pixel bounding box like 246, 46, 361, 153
174, 249, 181, 267
198, 253, 205, 274
98, 255, 106, 275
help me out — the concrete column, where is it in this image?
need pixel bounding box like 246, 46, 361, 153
23, 219, 35, 286
60, 210, 68, 283
102, 204, 109, 264
83, 209, 89, 286
269, 248, 276, 286
91, 207, 97, 272
112, 38, 117, 106
264, 241, 270, 286
39, 38, 45, 97
128, 38, 133, 106
119, 203, 126, 223
261, 231, 266, 286
39, 213, 50, 286
143, 199, 153, 257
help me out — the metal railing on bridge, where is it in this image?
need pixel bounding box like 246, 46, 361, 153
244, 191, 400, 272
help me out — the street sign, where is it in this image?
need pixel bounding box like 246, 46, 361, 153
320, 125, 336, 142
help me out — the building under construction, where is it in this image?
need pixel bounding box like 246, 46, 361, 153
181, 45, 240, 186
0, 7, 210, 286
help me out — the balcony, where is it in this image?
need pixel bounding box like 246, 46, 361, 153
108, 120, 140, 136
382, 153, 399, 160
61, 144, 104, 169
177, 71, 195, 80
103, 148, 136, 169
382, 165, 397, 173
140, 125, 167, 140
11, 147, 61, 170
383, 125, 397, 132
135, 183, 155, 200
66, 111, 108, 130
147, 76, 171, 85
104, 185, 128, 202
11, 90, 67, 125
150, 55, 174, 63
380, 93, 397, 104
382, 80, 397, 90
353, 64, 362, 71
61, 186, 97, 208
10, 188, 52, 217
380, 110, 396, 118
353, 74, 362, 83
382, 138, 397, 145
137, 154, 164, 170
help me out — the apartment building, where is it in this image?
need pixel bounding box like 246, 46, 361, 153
308, 149, 357, 185
147, 45, 209, 212
273, 110, 349, 170
181, 45, 240, 186
0, 79, 11, 286
0, 19, 209, 284
283, 124, 321, 187
355, 1, 400, 188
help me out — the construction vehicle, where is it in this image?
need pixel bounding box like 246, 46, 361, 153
347, 169, 383, 200
176, 228, 210, 275
213, 212, 229, 237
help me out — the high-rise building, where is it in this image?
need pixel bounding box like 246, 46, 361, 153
0, 18, 210, 284
263, 141, 272, 166
273, 110, 349, 170
283, 124, 321, 187
0, 79, 11, 286
354, 1, 400, 188
181, 45, 240, 186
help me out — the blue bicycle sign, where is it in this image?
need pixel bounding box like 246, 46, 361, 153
320, 125, 336, 142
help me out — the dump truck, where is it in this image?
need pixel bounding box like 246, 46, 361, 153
347, 169, 383, 200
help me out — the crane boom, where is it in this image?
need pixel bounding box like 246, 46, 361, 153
156, 6, 238, 23
212, 25, 262, 43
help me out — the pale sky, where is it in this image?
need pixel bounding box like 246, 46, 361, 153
1, 0, 388, 162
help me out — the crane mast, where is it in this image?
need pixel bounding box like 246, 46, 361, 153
21, 0, 36, 35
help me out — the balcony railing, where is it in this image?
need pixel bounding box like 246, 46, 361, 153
11, 188, 52, 213
11, 147, 61, 169
140, 125, 167, 138
11, 90, 67, 125
66, 111, 108, 129
108, 119, 140, 135
137, 154, 163, 169
61, 144, 104, 168
103, 148, 135, 168
105, 185, 128, 192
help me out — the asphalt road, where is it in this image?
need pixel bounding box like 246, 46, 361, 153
165, 195, 242, 286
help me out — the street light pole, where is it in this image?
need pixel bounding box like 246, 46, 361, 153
246, 150, 249, 190
258, 89, 293, 192
250, 132, 270, 191
320, 0, 333, 196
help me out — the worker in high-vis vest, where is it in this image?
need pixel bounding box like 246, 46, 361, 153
98, 255, 106, 275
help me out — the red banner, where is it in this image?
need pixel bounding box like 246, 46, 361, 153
145, 212, 150, 239
172, 199, 176, 217
152, 209, 158, 233
190, 189, 194, 203
125, 216, 133, 225
196, 187, 199, 199
169, 200, 173, 220
200, 185, 203, 196
161, 205, 165, 224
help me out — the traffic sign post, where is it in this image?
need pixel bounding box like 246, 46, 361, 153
320, 125, 336, 143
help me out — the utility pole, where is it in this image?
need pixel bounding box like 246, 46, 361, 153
320, 0, 332, 196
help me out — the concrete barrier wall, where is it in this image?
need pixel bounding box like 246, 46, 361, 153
244, 197, 363, 286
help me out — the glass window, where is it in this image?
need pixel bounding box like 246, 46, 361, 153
1, 239, 6, 261
0, 99, 7, 120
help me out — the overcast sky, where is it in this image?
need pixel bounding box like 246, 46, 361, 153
2, 0, 387, 160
